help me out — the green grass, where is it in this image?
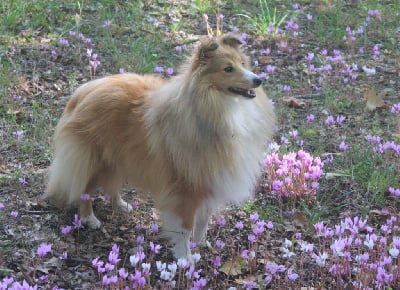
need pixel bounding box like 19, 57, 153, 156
236, 0, 289, 37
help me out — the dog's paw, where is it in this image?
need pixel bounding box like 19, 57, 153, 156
117, 199, 133, 213
172, 239, 192, 261
82, 213, 102, 229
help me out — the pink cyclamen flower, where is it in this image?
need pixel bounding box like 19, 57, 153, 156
248, 234, 257, 244
103, 20, 111, 28
268, 22, 274, 34
250, 212, 259, 222
339, 141, 348, 152
150, 241, 162, 254
336, 115, 346, 125
215, 240, 225, 249
12, 130, 24, 140
391, 103, 400, 114
59, 38, 69, 46
373, 44, 380, 59
389, 187, 400, 197
18, 177, 27, 185
150, 222, 159, 232
216, 216, 226, 227
289, 130, 298, 139
10, 211, 18, 218
61, 225, 72, 235
0, 202, 4, 210
235, 221, 244, 230
305, 52, 314, 62
175, 46, 183, 54
108, 251, 120, 265
119, 268, 129, 279
266, 65, 276, 73
37, 243, 52, 257
325, 116, 335, 126
213, 256, 221, 268
259, 72, 268, 80
154, 66, 164, 73
166, 68, 174, 76
283, 85, 291, 92
72, 214, 83, 229
136, 235, 144, 245
307, 114, 315, 123
241, 249, 249, 259
90, 60, 100, 70
287, 268, 299, 281
80, 193, 90, 201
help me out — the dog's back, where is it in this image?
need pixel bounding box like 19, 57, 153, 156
45, 74, 166, 206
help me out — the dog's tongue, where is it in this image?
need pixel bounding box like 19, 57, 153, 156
229, 87, 256, 98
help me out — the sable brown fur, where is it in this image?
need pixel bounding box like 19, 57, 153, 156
45, 35, 275, 258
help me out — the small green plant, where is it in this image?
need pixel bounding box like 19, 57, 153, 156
237, 0, 288, 37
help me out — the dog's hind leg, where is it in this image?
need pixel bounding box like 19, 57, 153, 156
102, 173, 133, 213
79, 178, 102, 229
112, 192, 133, 213
80, 198, 101, 229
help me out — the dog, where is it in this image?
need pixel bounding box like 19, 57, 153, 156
45, 34, 275, 259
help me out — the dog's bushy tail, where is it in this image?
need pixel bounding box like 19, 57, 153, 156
45, 132, 95, 207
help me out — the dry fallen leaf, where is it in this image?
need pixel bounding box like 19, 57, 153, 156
365, 88, 388, 111
220, 257, 246, 276
260, 55, 272, 63
282, 97, 306, 108
234, 275, 256, 285
292, 211, 309, 229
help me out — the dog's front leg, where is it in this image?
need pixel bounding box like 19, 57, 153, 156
193, 205, 211, 245
160, 210, 192, 260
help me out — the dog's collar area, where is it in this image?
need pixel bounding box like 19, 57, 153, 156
228, 87, 256, 98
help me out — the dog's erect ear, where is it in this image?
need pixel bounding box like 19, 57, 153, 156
222, 35, 242, 48
198, 38, 219, 61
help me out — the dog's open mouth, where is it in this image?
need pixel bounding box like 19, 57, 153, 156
228, 87, 256, 98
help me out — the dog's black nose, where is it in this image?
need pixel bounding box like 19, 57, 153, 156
253, 78, 262, 87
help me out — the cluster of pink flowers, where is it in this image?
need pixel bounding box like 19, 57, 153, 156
364, 134, 400, 156
307, 214, 400, 288
154, 66, 174, 76
263, 150, 324, 203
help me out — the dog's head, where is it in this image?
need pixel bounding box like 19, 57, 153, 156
193, 35, 262, 99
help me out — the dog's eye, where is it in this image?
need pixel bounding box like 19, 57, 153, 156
224, 66, 234, 73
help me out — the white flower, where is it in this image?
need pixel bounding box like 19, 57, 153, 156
177, 258, 189, 268
129, 254, 139, 266
168, 262, 177, 275
160, 270, 171, 281
284, 238, 293, 247
389, 248, 399, 258
156, 261, 166, 271
314, 252, 329, 267
281, 247, 296, 258
363, 238, 374, 250
141, 263, 151, 273
362, 65, 376, 76
191, 253, 201, 263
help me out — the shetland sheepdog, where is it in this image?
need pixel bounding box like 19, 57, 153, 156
45, 35, 275, 259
